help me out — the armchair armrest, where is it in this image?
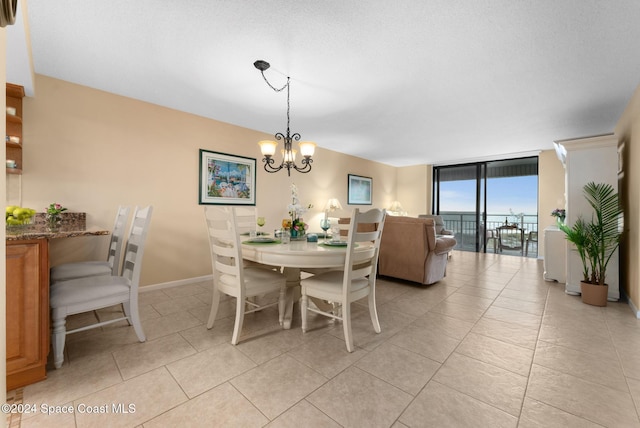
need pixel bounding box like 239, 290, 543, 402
434, 236, 456, 255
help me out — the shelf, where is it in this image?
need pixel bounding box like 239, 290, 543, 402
6, 113, 22, 124
6, 83, 24, 175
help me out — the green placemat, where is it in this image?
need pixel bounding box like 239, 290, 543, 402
242, 239, 281, 245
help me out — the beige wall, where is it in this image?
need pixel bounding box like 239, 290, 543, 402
397, 164, 431, 216
18, 75, 397, 286
615, 83, 640, 311
538, 150, 566, 257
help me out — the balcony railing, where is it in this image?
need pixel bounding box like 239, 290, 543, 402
440, 212, 538, 257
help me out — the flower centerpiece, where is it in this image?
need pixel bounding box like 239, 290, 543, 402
287, 183, 312, 239
46, 202, 67, 230
551, 208, 566, 225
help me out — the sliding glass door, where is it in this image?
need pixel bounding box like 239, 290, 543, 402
433, 157, 539, 256
433, 164, 486, 252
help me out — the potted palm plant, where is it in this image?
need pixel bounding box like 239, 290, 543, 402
559, 182, 622, 306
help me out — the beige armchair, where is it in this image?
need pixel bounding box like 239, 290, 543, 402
379, 216, 456, 285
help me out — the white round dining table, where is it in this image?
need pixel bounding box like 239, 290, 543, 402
241, 239, 374, 329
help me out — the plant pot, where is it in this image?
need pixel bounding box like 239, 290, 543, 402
580, 281, 608, 307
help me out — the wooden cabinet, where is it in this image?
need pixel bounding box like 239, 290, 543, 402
6, 83, 24, 174
6, 239, 49, 390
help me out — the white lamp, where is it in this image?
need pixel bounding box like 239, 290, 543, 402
324, 198, 343, 220
389, 201, 407, 216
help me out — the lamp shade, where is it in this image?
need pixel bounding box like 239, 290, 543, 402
389, 201, 404, 212
282, 148, 297, 163
259, 140, 277, 156
299, 141, 316, 157
324, 198, 343, 212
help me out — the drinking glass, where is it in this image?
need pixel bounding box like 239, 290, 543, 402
320, 218, 331, 242
257, 216, 265, 235
331, 225, 341, 242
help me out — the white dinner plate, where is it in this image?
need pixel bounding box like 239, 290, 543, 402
249, 237, 277, 243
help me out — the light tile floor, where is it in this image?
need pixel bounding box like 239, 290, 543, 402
11, 251, 640, 427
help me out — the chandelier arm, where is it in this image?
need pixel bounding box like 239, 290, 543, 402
293, 158, 312, 173
262, 157, 284, 174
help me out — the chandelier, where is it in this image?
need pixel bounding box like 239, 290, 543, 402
254, 60, 316, 176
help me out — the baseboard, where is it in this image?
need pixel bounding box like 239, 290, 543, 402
623, 289, 640, 319
140, 275, 212, 292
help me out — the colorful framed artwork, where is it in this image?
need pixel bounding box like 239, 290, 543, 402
347, 174, 372, 205
199, 149, 256, 205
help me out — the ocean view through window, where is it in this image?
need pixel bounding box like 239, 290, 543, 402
433, 157, 539, 256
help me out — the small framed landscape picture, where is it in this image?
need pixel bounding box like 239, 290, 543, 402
199, 149, 256, 205
347, 174, 372, 205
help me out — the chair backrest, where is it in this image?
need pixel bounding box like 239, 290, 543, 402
418, 214, 446, 233
108, 206, 131, 275
234, 206, 257, 236
121, 206, 153, 291
203, 206, 244, 295
343, 208, 387, 290
337, 217, 377, 237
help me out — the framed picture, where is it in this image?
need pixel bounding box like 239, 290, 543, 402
199, 149, 256, 205
347, 174, 372, 205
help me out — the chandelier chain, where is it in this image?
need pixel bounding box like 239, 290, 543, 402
260, 71, 291, 132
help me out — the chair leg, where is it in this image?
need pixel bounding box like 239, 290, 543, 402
301, 294, 308, 333
231, 297, 245, 345
127, 299, 146, 342
122, 302, 132, 325
368, 291, 381, 333
342, 302, 354, 352
51, 308, 67, 369
206, 288, 221, 329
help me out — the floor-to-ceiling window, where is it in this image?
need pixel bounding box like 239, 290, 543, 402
433, 157, 539, 257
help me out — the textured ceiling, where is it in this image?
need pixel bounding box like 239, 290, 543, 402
9, 1, 640, 166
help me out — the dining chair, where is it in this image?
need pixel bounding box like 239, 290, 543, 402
50, 206, 131, 282
482, 224, 498, 253
525, 231, 538, 256
204, 206, 286, 345
301, 208, 387, 352
49, 206, 153, 369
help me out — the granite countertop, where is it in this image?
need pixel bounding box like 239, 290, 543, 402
6, 212, 110, 241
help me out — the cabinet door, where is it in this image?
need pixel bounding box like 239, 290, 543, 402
6, 240, 49, 389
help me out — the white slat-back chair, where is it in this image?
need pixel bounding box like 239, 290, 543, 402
50, 206, 131, 282
301, 208, 387, 352
49, 206, 153, 369
204, 206, 286, 345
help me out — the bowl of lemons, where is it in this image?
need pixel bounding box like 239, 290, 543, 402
6, 205, 36, 228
